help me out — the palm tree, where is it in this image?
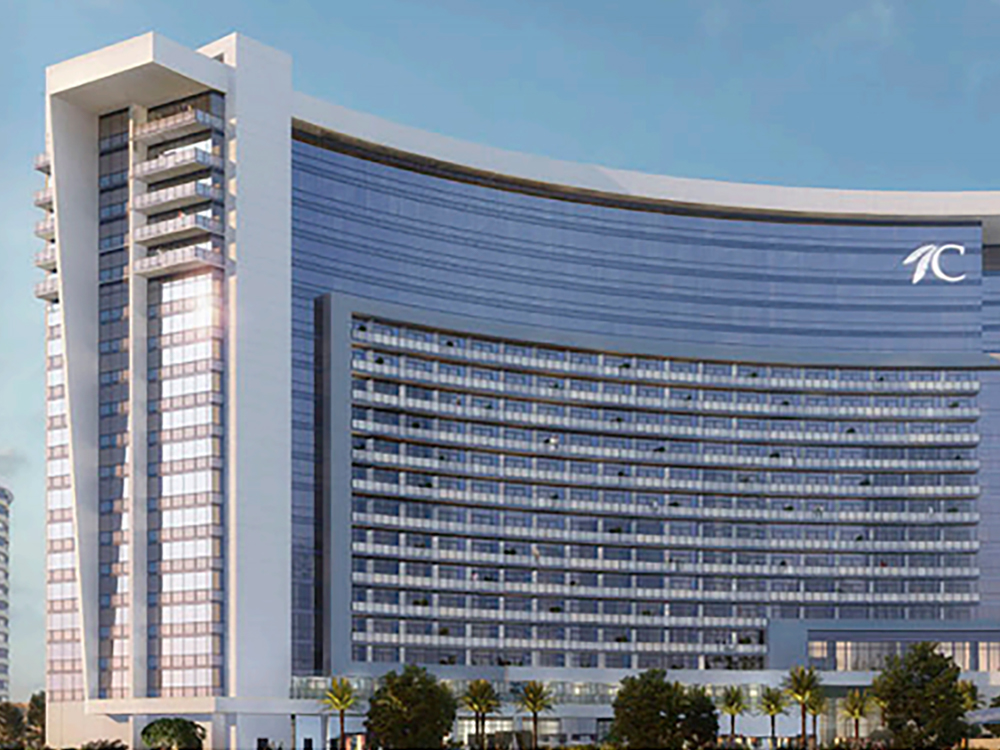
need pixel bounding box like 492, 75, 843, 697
760, 686, 788, 750
515, 680, 556, 750
321, 677, 357, 750
806, 690, 827, 748
462, 679, 500, 750
841, 689, 871, 747
871, 692, 888, 730
719, 685, 749, 744
784, 665, 822, 750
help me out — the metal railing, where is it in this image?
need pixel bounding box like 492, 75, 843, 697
133, 214, 223, 243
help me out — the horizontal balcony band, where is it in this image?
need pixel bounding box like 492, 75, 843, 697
353, 393, 980, 447
134, 148, 223, 182
354, 601, 768, 628
353, 541, 980, 579
133, 215, 224, 246
352, 478, 979, 527
354, 632, 767, 654
355, 449, 980, 499
35, 276, 59, 301
34, 217, 55, 240
353, 330, 982, 395
353, 360, 980, 422
34, 152, 50, 174
34, 186, 53, 210
353, 420, 979, 474
352, 501, 980, 553
133, 245, 230, 279
35, 245, 57, 271
133, 181, 223, 214
352, 571, 978, 605
133, 109, 224, 145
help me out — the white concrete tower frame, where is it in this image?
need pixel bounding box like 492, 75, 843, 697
42, 33, 295, 749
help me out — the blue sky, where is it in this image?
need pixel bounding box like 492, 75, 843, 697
3, 0, 1000, 699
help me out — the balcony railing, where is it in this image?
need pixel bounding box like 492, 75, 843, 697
34, 152, 51, 174
133, 108, 224, 145
352, 503, 979, 554
34, 245, 57, 271
34, 217, 55, 240
350, 479, 979, 530
352, 329, 982, 395
33, 186, 53, 210
352, 359, 979, 422
352, 418, 978, 474
134, 148, 223, 182
353, 449, 980, 499
133, 214, 223, 245
134, 244, 230, 279
34, 276, 59, 301
352, 541, 980, 582
133, 181, 223, 213
352, 390, 981, 447
349, 570, 978, 607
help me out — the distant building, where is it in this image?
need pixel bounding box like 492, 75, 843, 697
34, 30, 1000, 749
0, 485, 11, 702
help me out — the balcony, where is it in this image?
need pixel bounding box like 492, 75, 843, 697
352, 389, 980, 447
34, 152, 50, 174
133, 108, 224, 145
352, 329, 981, 395
33, 186, 53, 210
34, 245, 57, 271
134, 244, 230, 279
34, 276, 59, 301
134, 148, 223, 182
133, 181, 223, 214
133, 214, 223, 246
34, 217, 55, 241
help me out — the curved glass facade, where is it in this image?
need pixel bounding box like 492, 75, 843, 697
290, 135, 995, 676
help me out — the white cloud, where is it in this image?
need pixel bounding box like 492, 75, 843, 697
701, 2, 732, 39
0, 448, 28, 481
823, 0, 898, 48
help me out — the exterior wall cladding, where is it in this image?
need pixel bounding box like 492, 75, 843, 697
292, 139, 995, 669
38, 29, 1000, 749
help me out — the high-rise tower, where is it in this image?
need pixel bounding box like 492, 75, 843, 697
35, 31, 1000, 749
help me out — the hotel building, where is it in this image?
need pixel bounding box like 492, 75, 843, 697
33, 31, 1000, 748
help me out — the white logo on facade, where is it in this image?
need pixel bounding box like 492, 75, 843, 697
902, 243, 967, 284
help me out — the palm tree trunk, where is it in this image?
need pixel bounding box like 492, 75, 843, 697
801, 705, 807, 750
812, 712, 818, 748
771, 715, 776, 750
340, 709, 346, 750
533, 711, 539, 750
854, 717, 859, 745
731, 714, 736, 743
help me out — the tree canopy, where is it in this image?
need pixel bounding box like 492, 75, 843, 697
0, 703, 24, 747
365, 665, 457, 749
140, 717, 206, 750
25, 692, 44, 750
611, 669, 718, 749
871, 641, 971, 750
